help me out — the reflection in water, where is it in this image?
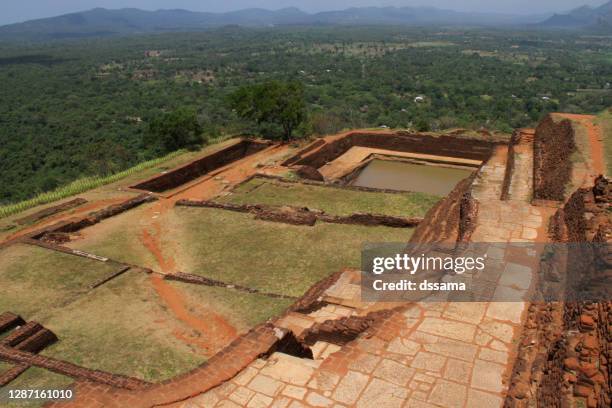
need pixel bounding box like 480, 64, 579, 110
351, 160, 474, 196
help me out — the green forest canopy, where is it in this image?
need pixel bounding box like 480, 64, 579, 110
0, 26, 611, 204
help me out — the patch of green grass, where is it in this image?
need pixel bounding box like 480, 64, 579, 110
0, 244, 123, 320
172, 207, 413, 297
0, 368, 74, 408
1, 243, 284, 386
168, 281, 294, 328
40, 272, 206, 382
65, 203, 159, 271
218, 178, 440, 218
595, 109, 612, 176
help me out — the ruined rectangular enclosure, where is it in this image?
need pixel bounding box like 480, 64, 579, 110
284, 131, 500, 169
131, 139, 271, 193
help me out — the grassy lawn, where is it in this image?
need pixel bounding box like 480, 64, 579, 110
217, 178, 440, 218
65, 203, 159, 271
38, 272, 289, 382
167, 281, 294, 328
0, 244, 123, 320
595, 109, 612, 176
0, 244, 291, 386
39, 272, 206, 382
0, 368, 74, 408
171, 207, 413, 297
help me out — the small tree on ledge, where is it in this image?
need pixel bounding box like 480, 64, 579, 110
230, 80, 306, 141
147, 107, 205, 154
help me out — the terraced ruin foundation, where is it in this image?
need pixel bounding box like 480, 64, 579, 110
0, 116, 608, 408
131, 139, 271, 195
283, 131, 493, 199
285, 131, 499, 169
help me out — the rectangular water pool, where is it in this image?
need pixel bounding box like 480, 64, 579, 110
350, 159, 474, 196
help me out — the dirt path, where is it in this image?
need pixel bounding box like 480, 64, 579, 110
138, 198, 238, 356
559, 113, 605, 176
137, 147, 291, 356
150, 274, 237, 355
141, 200, 177, 273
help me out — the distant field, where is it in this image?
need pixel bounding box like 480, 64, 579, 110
305, 41, 455, 57
172, 207, 412, 297
2, 27, 611, 205
218, 178, 440, 218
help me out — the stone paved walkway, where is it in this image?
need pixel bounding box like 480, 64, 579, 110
176, 138, 553, 408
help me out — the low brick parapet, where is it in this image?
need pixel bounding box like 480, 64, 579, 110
0, 345, 149, 391
45, 324, 285, 408
0, 312, 25, 334
0, 364, 29, 387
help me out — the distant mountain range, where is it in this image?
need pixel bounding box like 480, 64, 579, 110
0, 2, 611, 41
541, 1, 612, 30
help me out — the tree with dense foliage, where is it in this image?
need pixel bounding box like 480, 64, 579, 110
1, 27, 612, 204
146, 108, 205, 153
230, 80, 307, 140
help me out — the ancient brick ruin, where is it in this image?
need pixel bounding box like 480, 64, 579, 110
176, 199, 422, 228
0, 116, 608, 408
131, 139, 271, 194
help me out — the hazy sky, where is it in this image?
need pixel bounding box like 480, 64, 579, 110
0, 0, 608, 25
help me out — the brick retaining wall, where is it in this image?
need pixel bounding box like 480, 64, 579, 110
287, 131, 499, 169
0, 345, 149, 391
177, 199, 421, 228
